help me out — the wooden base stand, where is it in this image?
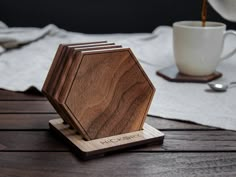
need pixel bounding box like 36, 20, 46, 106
49, 118, 164, 160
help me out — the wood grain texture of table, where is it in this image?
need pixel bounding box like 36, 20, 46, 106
0, 89, 235, 177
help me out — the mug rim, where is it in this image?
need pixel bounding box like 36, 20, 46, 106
173, 21, 226, 29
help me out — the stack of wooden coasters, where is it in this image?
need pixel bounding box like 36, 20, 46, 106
42, 41, 164, 159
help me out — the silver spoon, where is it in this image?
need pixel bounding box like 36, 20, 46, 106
208, 82, 236, 92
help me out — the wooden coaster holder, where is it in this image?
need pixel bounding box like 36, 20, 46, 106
43, 41, 164, 160
49, 119, 164, 160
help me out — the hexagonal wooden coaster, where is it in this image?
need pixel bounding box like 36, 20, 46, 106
42, 41, 116, 128
157, 65, 222, 83
52, 44, 122, 129
43, 42, 164, 159
58, 48, 155, 140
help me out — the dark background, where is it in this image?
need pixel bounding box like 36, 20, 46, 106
1, 0, 236, 33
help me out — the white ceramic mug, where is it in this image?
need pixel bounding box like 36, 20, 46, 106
173, 21, 236, 76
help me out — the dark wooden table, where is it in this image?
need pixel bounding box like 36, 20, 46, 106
0, 89, 236, 177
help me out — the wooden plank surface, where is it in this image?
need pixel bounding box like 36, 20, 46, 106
0, 152, 235, 177
0, 90, 216, 130
146, 116, 214, 130
0, 114, 59, 129
137, 130, 236, 152
1, 131, 235, 152
0, 101, 56, 113
0, 114, 211, 130
0, 89, 45, 101
0, 131, 67, 151
1, 90, 236, 176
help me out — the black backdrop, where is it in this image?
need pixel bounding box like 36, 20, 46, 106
1, 0, 236, 33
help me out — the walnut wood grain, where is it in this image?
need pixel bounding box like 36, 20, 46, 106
0, 152, 235, 177
42, 41, 107, 96
49, 42, 112, 96
62, 48, 155, 140
42, 43, 109, 127
52, 42, 116, 99
43, 42, 119, 130
52, 44, 122, 130
42, 43, 155, 140
43, 42, 111, 124
42, 43, 64, 94
55, 44, 122, 102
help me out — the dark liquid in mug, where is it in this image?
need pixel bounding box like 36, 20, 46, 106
201, 0, 207, 27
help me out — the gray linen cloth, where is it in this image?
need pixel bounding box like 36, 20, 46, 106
0, 21, 236, 131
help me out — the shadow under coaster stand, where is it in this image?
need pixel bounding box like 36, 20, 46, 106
42, 41, 164, 160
